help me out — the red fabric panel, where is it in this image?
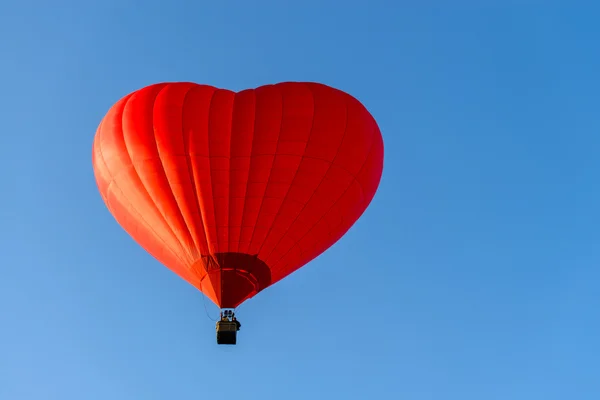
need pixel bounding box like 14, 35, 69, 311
92, 82, 384, 308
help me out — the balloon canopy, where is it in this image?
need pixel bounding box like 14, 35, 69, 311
92, 81, 384, 309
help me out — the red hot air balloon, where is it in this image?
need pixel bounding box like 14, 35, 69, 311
92, 81, 384, 344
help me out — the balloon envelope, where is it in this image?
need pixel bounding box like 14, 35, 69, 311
92, 82, 384, 308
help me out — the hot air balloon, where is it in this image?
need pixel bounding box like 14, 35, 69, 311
92, 81, 384, 344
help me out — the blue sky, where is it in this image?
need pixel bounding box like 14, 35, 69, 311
2, 1, 599, 399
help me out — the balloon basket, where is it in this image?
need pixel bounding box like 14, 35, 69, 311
216, 320, 238, 345
216, 309, 240, 345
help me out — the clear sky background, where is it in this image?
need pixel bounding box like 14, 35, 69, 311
2, 1, 599, 399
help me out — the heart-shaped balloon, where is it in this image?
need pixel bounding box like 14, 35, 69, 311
92, 81, 384, 308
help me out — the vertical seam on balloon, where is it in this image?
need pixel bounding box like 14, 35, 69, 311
188, 88, 218, 263
220, 90, 235, 305
189, 88, 219, 305
235, 89, 257, 253
263, 88, 350, 265
256, 83, 316, 258
270, 126, 376, 275
206, 90, 219, 262
246, 84, 285, 253
226, 91, 235, 255
97, 95, 188, 268
150, 85, 197, 263
180, 85, 207, 277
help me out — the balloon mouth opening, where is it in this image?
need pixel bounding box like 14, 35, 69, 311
196, 252, 272, 308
